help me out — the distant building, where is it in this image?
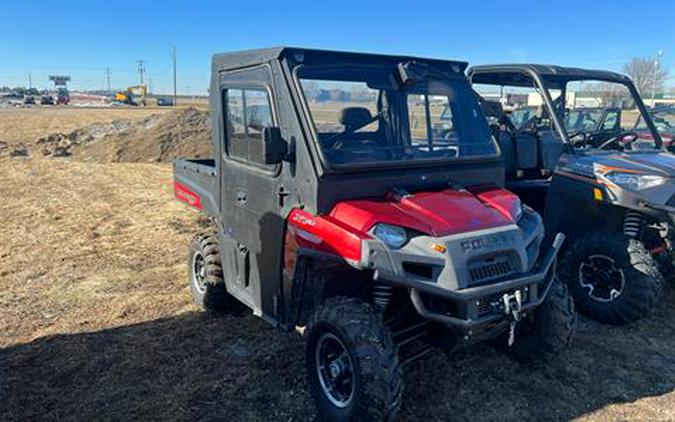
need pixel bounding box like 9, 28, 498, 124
315, 89, 350, 102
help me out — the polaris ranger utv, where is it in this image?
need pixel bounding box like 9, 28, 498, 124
173, 48, 574, 421
468, 64, 674, 325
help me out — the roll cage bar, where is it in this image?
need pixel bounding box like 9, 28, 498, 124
467, 64, 663, 149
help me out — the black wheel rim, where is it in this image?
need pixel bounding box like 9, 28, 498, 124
315, 332, 355, 408
578, 254, 626, 302
192, 250, 207, 294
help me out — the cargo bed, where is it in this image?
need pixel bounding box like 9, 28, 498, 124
173, 158, 218, 217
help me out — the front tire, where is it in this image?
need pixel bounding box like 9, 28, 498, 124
558, 232, 663, 325
187, 232, 231, 310
305, 297, 402, 421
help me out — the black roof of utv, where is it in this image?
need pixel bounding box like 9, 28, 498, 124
212, 46, 469, 73
468, 64, 632, 88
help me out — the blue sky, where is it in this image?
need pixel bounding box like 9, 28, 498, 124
1, 0, 673, 94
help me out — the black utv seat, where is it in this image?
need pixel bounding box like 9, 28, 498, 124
481, 100, 539, 176
528, 105, 564, 172
497, 131, 516, 174
538, 129, 565, 171
479, 100, 516, 173
513, 132, 539, 171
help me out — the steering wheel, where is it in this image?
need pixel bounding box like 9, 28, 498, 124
567, 130, 589, 147
597, 131, 638, 150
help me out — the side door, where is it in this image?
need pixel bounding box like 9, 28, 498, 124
218, 65, 286, 321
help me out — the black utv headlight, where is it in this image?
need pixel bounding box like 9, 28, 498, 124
603, 172, 666, 191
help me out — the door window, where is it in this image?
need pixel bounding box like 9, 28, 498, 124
225, 88, 274, 167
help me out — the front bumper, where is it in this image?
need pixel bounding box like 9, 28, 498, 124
387, 233, 564, 336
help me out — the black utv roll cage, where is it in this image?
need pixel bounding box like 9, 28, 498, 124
467, 64, 664, 149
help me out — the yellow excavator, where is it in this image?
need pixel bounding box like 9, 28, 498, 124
114, 85, 147, 106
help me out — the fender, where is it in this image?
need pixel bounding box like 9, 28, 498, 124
284, 209, 370, 277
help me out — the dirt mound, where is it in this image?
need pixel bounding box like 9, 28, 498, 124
29, 118, 143, 157
78, 107, 212, 163
28, 107, 212, 162
1, 140, 31, 158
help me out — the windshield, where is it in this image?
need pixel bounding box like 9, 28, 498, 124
547, 79, 658, 149
636, 108, 675, 135
565, 108, 606, 132
297, 65, 496, 167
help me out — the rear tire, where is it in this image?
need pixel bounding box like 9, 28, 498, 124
187, 232, 231, 310
497, 277, 576, 360
305, 297, 402, 421
558, 232, 662, 325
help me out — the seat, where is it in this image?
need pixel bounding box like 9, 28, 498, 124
339, 107, 375, 133
538, 130, 565, 171
513, 133, 539, 170
478, 99, 523, 175
326, 107, 389, 163
497, 131, 516, 174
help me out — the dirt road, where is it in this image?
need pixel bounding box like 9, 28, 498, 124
0, 156, 673, 421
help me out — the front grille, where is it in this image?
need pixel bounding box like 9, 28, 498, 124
468, 257, 514, 283
477, 299, 492, 315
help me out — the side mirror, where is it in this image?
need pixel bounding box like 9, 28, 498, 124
262, 126, 286, 165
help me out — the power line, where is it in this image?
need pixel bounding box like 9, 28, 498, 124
105, 67, 111, 95
136, 60, 146, 85
171, 46, 177, 105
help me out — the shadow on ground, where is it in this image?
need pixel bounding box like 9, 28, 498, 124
2, 289, 674, 421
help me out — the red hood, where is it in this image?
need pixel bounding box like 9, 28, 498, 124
328, 187, 518, 237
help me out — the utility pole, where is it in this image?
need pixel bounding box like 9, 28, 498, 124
651, 49, 663, 108
105, 67, 111, 95
136, 60, 146, 85
28, 73, 32, 89
171, 46, 177, 106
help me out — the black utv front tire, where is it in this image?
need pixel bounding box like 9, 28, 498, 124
558, 233, 663, 325
187, 232, 231, 310
305, 297, 403, 422
498, 277, 576, 360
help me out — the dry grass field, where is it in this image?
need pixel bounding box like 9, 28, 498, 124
0, 107, 674, 421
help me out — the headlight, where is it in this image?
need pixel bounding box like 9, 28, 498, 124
373, 224, 408, 249
603, 172, 666, 190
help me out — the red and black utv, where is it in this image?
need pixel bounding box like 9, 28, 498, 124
634, 106, 675, 153
468, 64, 674, 326
173, 48, 575, 420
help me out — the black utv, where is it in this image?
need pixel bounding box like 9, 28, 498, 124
173, 48, 575, 420
468, 64, 674, 325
